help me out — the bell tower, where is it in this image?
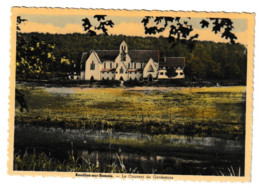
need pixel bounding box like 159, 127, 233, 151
120, 41, 128, 61
119, 41, 128, 53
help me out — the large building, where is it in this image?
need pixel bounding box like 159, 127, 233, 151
79, 41, 185, 81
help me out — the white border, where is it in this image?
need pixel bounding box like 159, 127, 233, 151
0, 0, 259, 187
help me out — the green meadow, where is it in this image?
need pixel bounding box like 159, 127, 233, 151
15, 85, 246, 139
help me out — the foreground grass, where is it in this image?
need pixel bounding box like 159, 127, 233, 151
14, 150, 127, 173
15, 85, 246, 139
14, 149, 243, 176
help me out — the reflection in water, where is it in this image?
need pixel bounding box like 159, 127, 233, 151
14, 126, 245, 175
76, 146, 243, 175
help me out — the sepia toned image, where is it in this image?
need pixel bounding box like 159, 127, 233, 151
8, 7, 254, 181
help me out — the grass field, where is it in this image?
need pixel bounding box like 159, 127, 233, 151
15, 84, 246, 139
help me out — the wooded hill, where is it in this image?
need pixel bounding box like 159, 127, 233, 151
17, 33, 247, 83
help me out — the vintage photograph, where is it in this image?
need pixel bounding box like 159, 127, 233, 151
9, 8, 254, 181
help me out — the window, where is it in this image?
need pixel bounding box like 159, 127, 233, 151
121, 45, 126, 51
160, 72, 164, 75
180, 73, 184, 75
90, 61, 95, 70
121, 52, 126, 61
116, 63, 118, 68
147, 65, 154, 72
128, 63, 130, 69
134, 63, 136, 69
120, 67, 124, 74
104, 63, 106, 69
110, 63, 112, 69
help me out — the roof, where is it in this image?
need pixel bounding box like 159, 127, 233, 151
128, 50, 159, 62
160, 57, 185, 68
80, 52, 89, 71
101, 68, 116, 72
94, 50, 159, 62
80, 51, 118, 71
94, 50, 119, 61
80, 49, 160, 71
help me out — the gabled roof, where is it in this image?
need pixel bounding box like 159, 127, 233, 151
128, 50, 159, 62
93, 50, 119, 61
80, 49, 160, 71
80, 51, 118, 71
80, 52, 89, 71
160, 57, 185, 68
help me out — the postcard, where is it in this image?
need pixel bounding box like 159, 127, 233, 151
8, 7, 255, 182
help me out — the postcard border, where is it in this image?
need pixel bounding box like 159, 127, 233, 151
8, 7, 255, 182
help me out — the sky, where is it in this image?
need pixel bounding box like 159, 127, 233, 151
19, 14, 248, 45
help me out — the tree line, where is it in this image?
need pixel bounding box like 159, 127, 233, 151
16, 32, 247, 82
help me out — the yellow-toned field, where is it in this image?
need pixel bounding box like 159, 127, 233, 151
15, 85, 246, 138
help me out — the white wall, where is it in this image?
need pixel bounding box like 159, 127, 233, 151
80, 71, 85, 80
158, 69, 168, 79
101, 71, 115, 80
173, 68, 185, 79
129, 71, 142, 80
115, 62, 128, 81
143, 58, 158, 79
84, 52, 101, 80
103, 61, 115, 69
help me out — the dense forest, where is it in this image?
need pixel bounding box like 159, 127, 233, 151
16, 33, 247, 83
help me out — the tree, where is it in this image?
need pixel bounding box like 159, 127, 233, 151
82, 15, 114, 36
141, 16, 238, 49
200, 18, 237, 44
16, 17, 75, 80
16, 34, 57, 79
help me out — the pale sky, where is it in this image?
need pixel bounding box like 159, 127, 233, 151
19, 14, 248, 45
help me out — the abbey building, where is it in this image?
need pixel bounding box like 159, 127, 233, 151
79, 41, 185, 81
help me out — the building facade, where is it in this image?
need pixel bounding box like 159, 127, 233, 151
79, 41, 185, 81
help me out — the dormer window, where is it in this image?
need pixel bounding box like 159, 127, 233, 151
90, 61, 95, 70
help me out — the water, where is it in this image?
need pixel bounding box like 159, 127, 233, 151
14, 126, 245, 175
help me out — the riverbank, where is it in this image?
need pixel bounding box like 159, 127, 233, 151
16, 79, 246, 88
14, 125, 245, 175
13, 84, 246, 175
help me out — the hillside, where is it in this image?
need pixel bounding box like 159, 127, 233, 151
18, 33, 247, 82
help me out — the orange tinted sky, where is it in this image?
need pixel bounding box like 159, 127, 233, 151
19, 14, 248, 46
